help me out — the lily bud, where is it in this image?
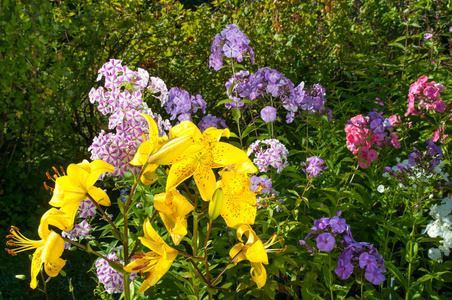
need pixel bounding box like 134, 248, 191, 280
209, 188, 224, 221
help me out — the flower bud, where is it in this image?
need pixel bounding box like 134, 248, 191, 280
208, 188, 224, 221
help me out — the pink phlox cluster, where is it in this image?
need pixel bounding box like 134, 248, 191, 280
248, 139, 289, 173
76, 200, 97, 218
95, 248, 137, 294
62, 220, 93, 250
209, 24, 255, 71
432, 122, 449, 143
406, 76, 447, 116
88, 59, 171, 178
345, 112, 401, 168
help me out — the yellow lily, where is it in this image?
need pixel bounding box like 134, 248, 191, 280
229, 225, 269, 288
166, 124, 250, 201
49, 159, 114, 222
218, 171, 257, 229
130, 114, 196, 184
123, 218, 178, 294
5, 208, 73, 289
153, 190, 194, 245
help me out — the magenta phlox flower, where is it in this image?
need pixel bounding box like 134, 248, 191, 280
316, 232, 335, 252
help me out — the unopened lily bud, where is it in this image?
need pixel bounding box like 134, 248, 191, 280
148, 135, 194, 165
209, 188, 224, 221
15, 274, 26, 280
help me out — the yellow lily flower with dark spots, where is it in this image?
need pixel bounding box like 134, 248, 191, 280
229, 225, 269, 288
218, 171, 257, 229
166, 124, 250, 201
130, 115, 196, 184
153, 190, 194, 245
49, 159, 114, 222
5, 208, 72, 289
123, 218, 178, 294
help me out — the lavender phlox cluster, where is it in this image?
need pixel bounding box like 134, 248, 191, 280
198, 114, 228, 132
119, 187, 130, 204
383, 140, 449, 189
405, 75, 447, 117
423, 196, 452, 261
300, 84, 327, 114
164, 87, 206, 122
209, 24, 255, 71
62, 220, 93, 250
224, 70, 251, 109
95, 248, 137, 294
299, 212, 386, 285
248, 139, 289, 173
89, 59, 171, 178
250, 175, 272, 193
303, 156, 328, 177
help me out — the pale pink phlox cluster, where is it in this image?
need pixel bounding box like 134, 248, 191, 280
406, 75, 447, 117
345, 113, 401, 169
248, 139, 289, 173
88, 59, 171, 178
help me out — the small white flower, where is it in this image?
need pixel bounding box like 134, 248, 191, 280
428, 248, 442, 260
377, 185, 385, 193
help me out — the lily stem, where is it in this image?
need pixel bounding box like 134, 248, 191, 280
211, 250, 243, 286
204, 220, 213, 284
87, 194, 123, 243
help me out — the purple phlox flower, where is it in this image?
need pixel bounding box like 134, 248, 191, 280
330, 216, 348, 233
313, 216, 331, 231
250, 176, 273, 193
303, 156, 328, 177
335, 257, 354, 280
198, 114, 228, 132
261, 106, 277, 122
316, 232, 336, 252
365, 266, 385, 285
359, 252, 378, 270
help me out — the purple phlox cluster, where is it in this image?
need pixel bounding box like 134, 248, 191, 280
76, 200, 97, 219
261, 106, 277, 122
383, 139, 449, 189
299, 212, 386, 285
345, 112, 401, 169
62, 220, 93, 250
303, 156, 328, 177
89, 59, 172, 178
248, 139, 289, 173
119, 187, 130, 204
95, 248, 138, 294
423, 196, 452, 261
164, 87, 206, 122
405, 76, 447, 117
209, 24, 255, 71
198, 114, 228, 132
300, 84, 327, 114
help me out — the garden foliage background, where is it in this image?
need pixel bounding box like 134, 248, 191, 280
1, 0, 451, 299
